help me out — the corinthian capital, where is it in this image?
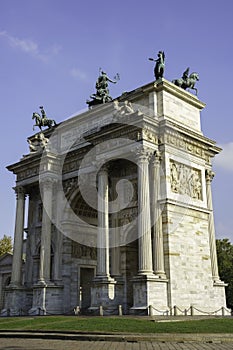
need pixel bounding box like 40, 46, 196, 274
205, 170, 215, 184
13, 186, 26, 200
151, 151, 162, 166
135, 146, 153, 164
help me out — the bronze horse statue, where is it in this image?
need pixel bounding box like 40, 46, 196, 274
32, 112, 57, 131
172, 69, 199, 95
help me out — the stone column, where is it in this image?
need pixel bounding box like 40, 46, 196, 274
151, 152, 166, 278
24, 193, 36, 287
137, 148, 153, 275
110, 177, 121, 277
97, 166, 110, 278
38, 178, 54, 284
53, 185, 64, 283
111, 217, 121, 277
205, 170, 220, 282
0, 274, 3, 310
10, 186, 26, 287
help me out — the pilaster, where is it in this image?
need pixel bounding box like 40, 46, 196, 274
205, 170, 220, 282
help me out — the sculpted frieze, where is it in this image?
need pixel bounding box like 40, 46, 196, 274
62, 159, 81, 174
71, 241, 97, 259
161, 132, 205, 159
170, 160, 202, 200
63, 177, 79, 197
141, 128, 157, 143
118, 206, 138, 225
17, 166, 39, 181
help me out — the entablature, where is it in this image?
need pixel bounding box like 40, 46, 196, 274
158, 123, 221, 164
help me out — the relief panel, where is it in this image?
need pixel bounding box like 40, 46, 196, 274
170, 160, 202, 200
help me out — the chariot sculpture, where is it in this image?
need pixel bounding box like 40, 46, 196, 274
86, 70, 119, 108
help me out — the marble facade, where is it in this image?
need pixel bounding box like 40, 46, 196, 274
1, 78, 228, 316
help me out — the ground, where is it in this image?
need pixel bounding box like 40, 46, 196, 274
0, 338, 233, 350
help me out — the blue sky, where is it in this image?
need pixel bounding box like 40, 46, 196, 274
0, 0, 233, 241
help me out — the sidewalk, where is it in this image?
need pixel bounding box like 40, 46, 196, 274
0, 336, 233, 350
1, 330, 233, 343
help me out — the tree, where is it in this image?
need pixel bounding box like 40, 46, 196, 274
216, 238, 233, 309
0, 235, 13, 256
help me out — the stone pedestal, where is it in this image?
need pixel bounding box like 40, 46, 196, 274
131, 275, 168, 315
3, 286, 32, 316
90, 277, 124, 315
29, 283, 64, 315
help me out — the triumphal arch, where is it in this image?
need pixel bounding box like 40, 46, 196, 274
2, 64, 228, 315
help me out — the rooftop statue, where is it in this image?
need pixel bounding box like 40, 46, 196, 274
32, 106, 57, 131
172, 68, 199, 95
87, 70, 119, 108
149, 50, 165, 80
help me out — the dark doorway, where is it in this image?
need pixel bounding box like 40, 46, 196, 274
80, 267, 95, 312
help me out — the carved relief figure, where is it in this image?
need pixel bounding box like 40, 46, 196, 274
170, 163, 179, 193
27, 133, 49, 153
113, 100, 134, 116
189, 171, 202, 199
170, 160, 202, 200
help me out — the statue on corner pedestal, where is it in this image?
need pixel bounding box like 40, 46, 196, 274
149, 50, 165, 80
172, 67, 199, 95
32, 106, 57, 131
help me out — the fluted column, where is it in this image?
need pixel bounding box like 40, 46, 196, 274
111, 217, 121, 276
137, 148, 153, 275
151, 152, 166, 278
38, 178, 54, 284
110, 177, 121, 277
97, 166, 110, 278
10, 186, 26, 287
205, 170, 220, 282
53, 185, 64, 283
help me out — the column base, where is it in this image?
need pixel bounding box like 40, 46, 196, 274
29, 283, 64, 315
2, 285, 33, 316
154, 272, 167, 279
131, 274, 168, 315
90, 276, 124, 315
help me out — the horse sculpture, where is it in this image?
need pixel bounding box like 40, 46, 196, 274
172, 69, 199, 95
32, 112, 57, 131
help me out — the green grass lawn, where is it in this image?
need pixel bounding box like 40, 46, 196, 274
0, 316, 232, 333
